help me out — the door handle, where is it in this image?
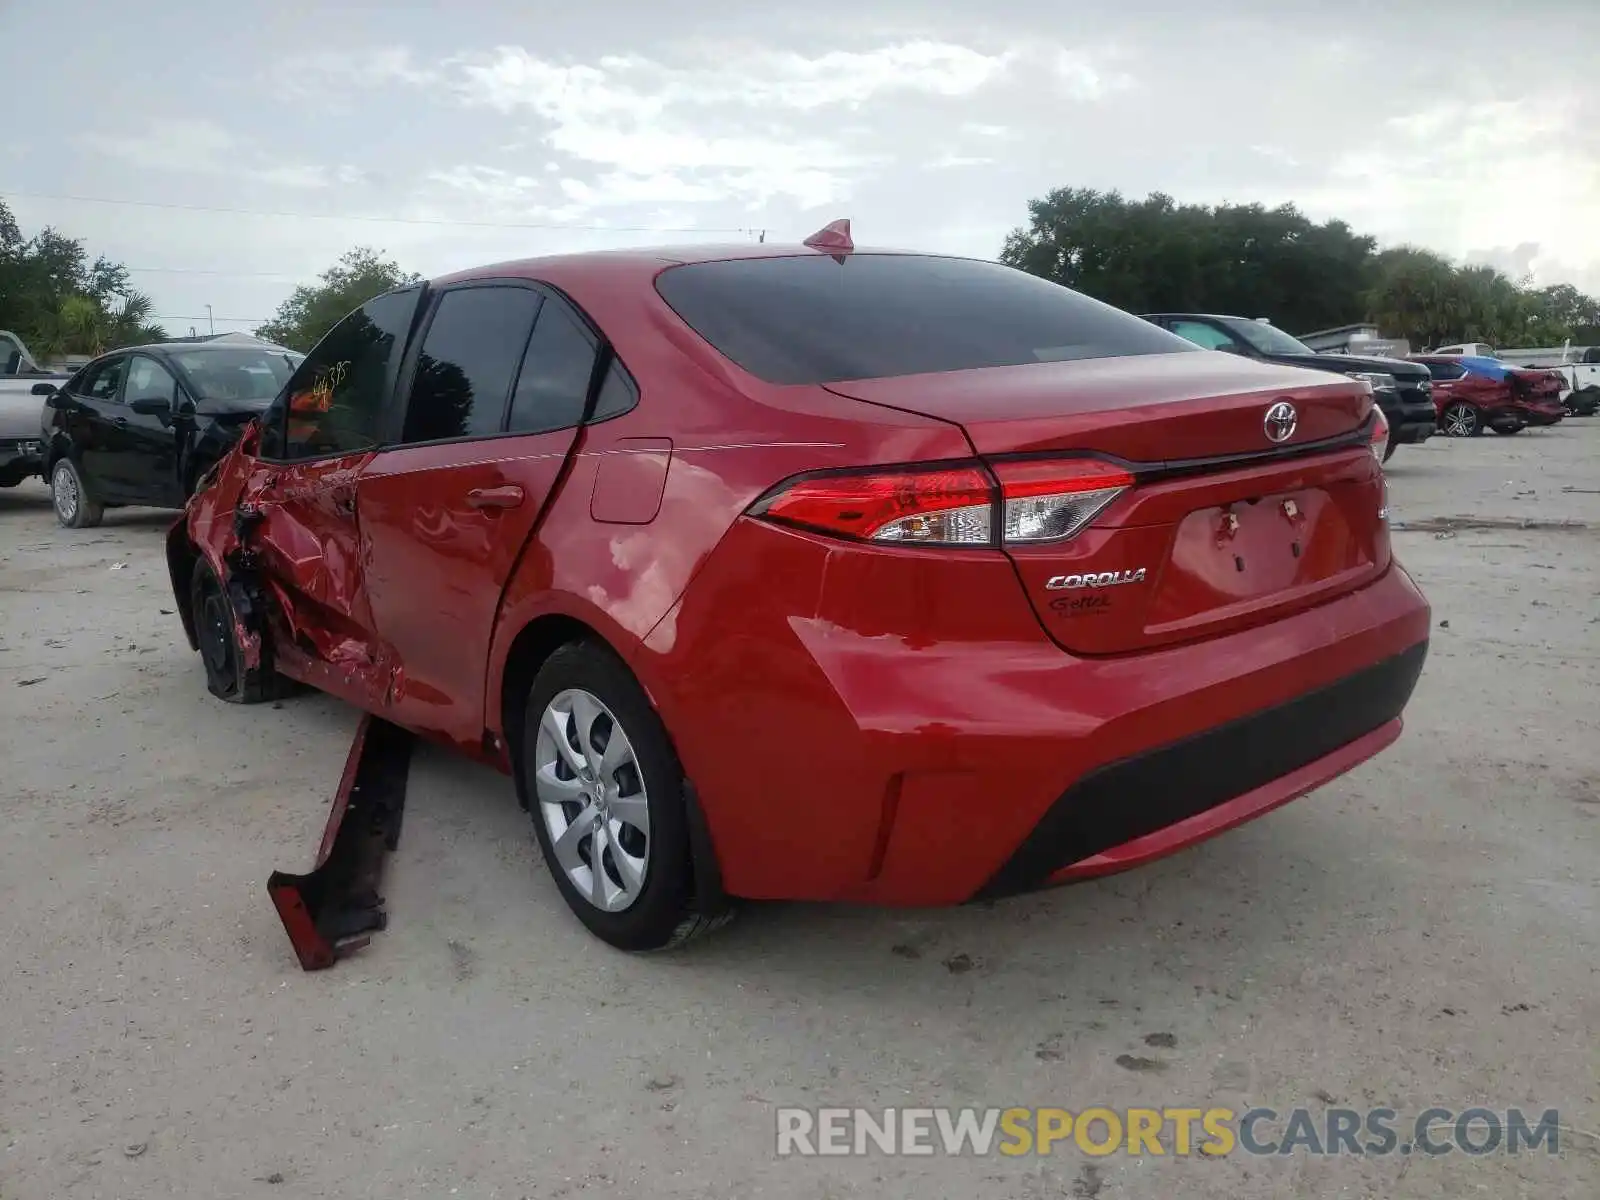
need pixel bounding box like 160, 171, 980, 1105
466, 484, 524, 510
112, 416, 128, 426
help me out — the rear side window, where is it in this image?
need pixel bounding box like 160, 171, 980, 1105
403, 287, 542, 444
507, 298, 598, 434
654, 253, 1194, 385
266, 288, 419, 460
590, 358, 639, 422
1168, 320, 1239, 351
1424, 360, 1466, 381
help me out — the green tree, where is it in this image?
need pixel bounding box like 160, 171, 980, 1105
255, 247, 420, 352
0, 199, 164, 358
1521, 283, 1600, 344
1365, 247, 1467, 348
1000, 188, 1377, 333
1001, 187, 1600, 349
28, 291, 165, 359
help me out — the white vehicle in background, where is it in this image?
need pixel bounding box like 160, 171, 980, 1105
0, 330, 70, 487
1431, 342, 1499, 357
1497, 342, 1600, 416
1533, 344, 1600, 395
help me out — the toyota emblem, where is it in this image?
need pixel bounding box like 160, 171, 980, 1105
1263, 401, 1297, 444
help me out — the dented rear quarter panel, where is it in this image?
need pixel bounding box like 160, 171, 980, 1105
480, 265, 977, 744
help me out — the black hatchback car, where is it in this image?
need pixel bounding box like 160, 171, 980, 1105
40, 340, 302, 527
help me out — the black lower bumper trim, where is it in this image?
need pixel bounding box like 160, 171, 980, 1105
267, 715, 414, 970
975, 640, 1428, 900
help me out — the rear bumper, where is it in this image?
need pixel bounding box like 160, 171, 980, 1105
976, 642, 1425, 898
0, 436, 43, 482
1518, 402, 1564, 426
652, 516, 1432, 906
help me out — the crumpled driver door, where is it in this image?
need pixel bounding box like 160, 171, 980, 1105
242, 449, 388, 708
228, 286, 424, 709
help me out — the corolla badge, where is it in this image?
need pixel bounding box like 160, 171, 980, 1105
1263, 400, 1297, 443
1045, 568, 1147, 590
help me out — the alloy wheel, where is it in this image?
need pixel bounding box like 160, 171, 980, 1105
532, 688, 651, 913
51, 463, 79, 524
1441, 404, 1477, 437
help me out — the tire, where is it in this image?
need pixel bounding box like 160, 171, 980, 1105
520, 640, 734, 951
1382, 426, 1398, 462
50, 458, 104, 528
1439, 403, 1479, 438
189, 559, 286, 704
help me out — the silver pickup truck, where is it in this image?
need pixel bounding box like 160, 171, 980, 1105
0, 330, 71, 486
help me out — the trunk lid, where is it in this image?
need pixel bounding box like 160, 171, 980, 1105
825, 353, 1389, 655
823, 352, 1370, 460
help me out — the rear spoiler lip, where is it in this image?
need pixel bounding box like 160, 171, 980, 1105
978, 415, 1378, 483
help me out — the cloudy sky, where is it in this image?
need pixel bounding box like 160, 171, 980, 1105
3, 0, 1597, 336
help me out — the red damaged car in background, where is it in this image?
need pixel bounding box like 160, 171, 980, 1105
166, 224, 1430, 952
1413, 354, 1565, 436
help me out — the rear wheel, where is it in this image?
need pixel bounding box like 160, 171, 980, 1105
50, 458, 103, 528
189, 559, 287, 704
520, 640, 733, 950
1381, 425, 1398, 462
1440, 403, 1479, 438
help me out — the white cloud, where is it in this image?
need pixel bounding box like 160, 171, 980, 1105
250, 164, 335, 189
960, 122, 1018, 139
1053, 48, 1134, 101
79, 119, 236, 174
454, 41, 1012, 116
279, 46, 440, 97
78, 118, 358, 191
438, 40, 1020, 208
251, 37, 1132, 216
1303, 93, 1600, 288
1249, 144, 1303, 168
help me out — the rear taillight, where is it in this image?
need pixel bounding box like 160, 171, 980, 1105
1368, 407, 1389, 463
754, 466, 994, 545
751, 459, 1133, 546
990, 458, 1134, 543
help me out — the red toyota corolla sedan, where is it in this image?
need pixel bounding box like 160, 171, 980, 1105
166, 224, 1430, 950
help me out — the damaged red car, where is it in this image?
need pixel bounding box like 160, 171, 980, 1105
166, 226, 1431, 951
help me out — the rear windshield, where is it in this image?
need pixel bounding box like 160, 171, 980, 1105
654, 253, 1195, 385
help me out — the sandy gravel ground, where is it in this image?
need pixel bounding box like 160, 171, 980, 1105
1, 422, 1596, 1199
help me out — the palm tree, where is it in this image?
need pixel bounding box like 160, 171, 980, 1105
27, 294, 101, 361
105, 291, 164, 347
27, 290, 163, 361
